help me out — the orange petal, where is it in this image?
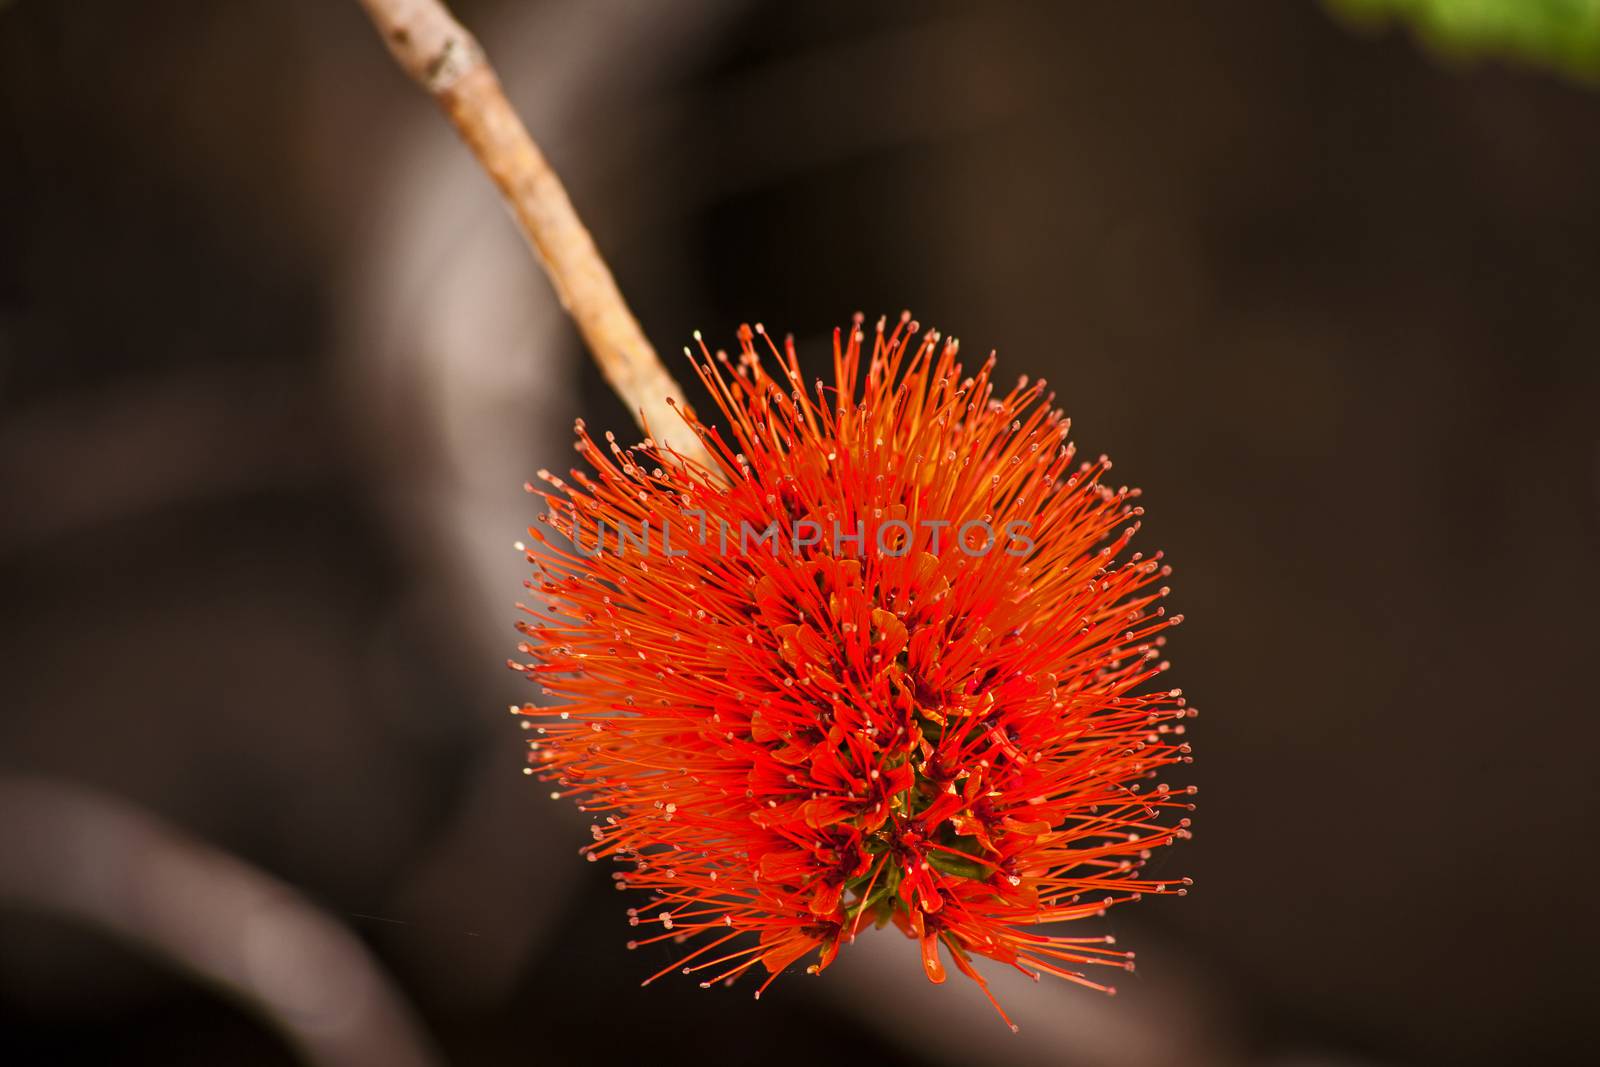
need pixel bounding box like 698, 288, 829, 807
920, 932, 947, 984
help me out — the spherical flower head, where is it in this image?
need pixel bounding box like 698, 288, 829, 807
511, 313, 1195, 1029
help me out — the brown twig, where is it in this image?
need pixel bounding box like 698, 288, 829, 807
354, 0, 714, 468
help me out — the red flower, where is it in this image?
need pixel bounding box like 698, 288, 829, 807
511, 314, 1195, 1028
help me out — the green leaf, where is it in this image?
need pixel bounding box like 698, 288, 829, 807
1326, 0, 1600, 82
926, 850, 993, 880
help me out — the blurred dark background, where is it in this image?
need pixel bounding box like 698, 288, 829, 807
2, 1, 1597, 1065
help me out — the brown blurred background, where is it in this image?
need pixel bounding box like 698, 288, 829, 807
2, 1, 1597, 1065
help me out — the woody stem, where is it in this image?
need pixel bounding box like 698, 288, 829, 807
352, 0, 715, 468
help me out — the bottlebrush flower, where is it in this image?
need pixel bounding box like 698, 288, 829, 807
510, 313, 1195, 1029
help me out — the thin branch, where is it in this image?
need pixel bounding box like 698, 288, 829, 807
354, 0, 714, 468
0, 777, 439, 1067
